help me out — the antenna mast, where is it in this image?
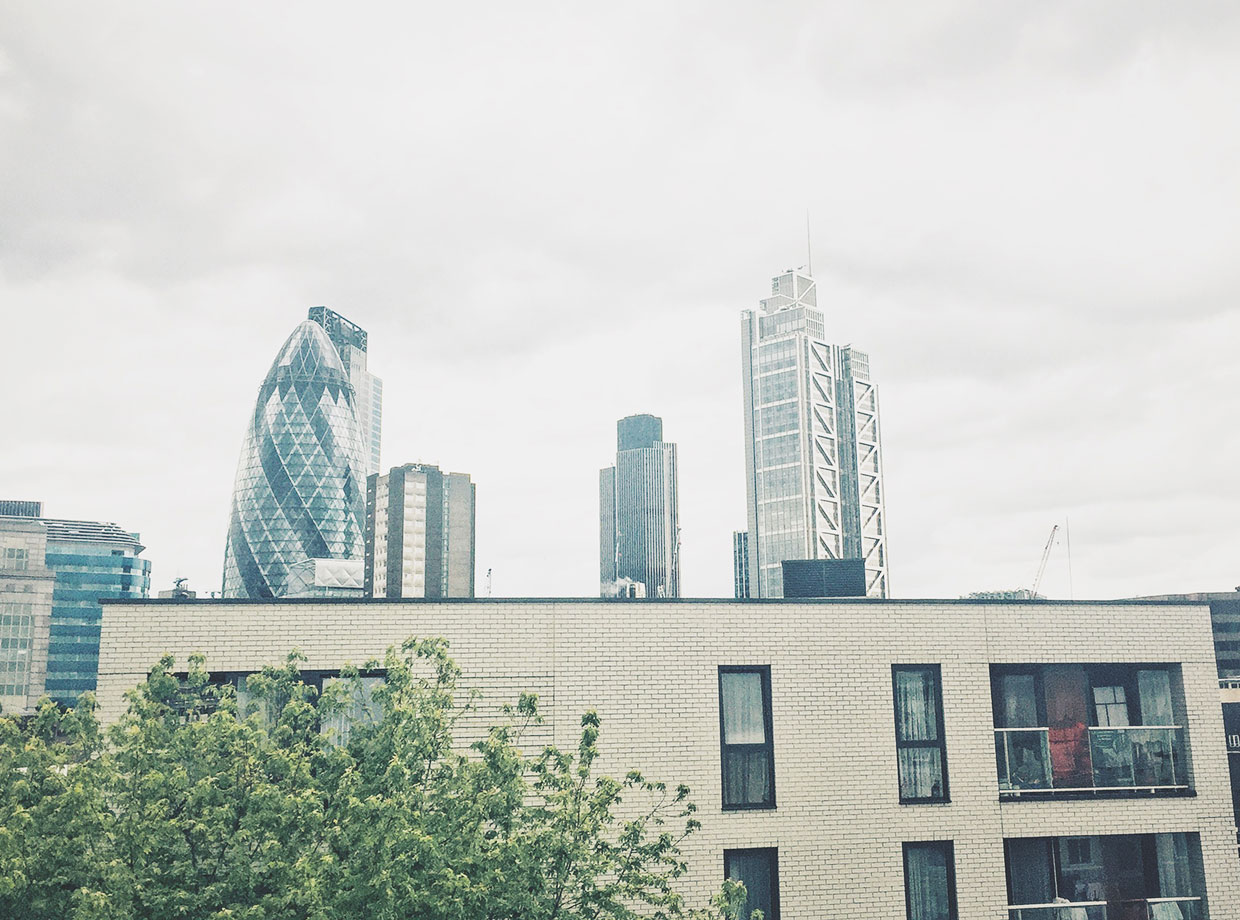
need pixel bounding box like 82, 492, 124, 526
806, 210, 813, 276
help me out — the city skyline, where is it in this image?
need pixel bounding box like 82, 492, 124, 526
3, 4, 1239, 601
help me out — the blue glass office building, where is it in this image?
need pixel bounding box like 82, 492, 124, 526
43, 519, 150, 704
222, 320, 367, 599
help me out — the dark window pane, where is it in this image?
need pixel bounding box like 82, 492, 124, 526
723, 748, 771, 806
1005, 838, 1054, 905
725, 848, 778, 920
904, 842, 956, 920
898, 748, 944, 800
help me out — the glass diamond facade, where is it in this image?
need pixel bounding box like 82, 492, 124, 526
222, 321, 366, 599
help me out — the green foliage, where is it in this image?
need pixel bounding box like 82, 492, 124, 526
0, 638, 750, 920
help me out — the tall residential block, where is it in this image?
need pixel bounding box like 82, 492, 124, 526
309, 306, 383, 476
1, 502, 149, 707
223, 320, 367, 599
741, 268, 888, 598
599, 414, 680, 598
365, 463, 476, 598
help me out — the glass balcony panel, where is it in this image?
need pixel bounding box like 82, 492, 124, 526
1128, 728, 1176, 786
1170, 731, 1187, 786
1008, 899, 1200, 920
999, 727, 1186, 792
1091, 727, 1136, 787
1008, 903, 1105, 920
996, 729, 1052, 790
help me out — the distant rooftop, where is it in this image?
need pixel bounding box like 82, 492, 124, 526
0, 499, 43, 517
41, 519, 144, 551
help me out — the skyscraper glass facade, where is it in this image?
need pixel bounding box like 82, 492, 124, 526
741, 268, 888, 598
600, 415, 680, 598
42, 520, 149, 704
308, 306, 383, 476
222, 320, 367, 599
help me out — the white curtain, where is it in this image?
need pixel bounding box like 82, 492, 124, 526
898, 748, 943, 800
1139, 670, 1174, 726
896, 670, 936, 741
722, 672, 767, 744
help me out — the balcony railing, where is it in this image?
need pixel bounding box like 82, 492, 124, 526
995, 725, 1187, 794
1009, 897, 1202, 920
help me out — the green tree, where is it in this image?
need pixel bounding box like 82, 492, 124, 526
0, 638, 756, 920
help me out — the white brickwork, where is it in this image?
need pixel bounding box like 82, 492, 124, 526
96, 598, 1240, 918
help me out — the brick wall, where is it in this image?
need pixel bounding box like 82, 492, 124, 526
97, 598, 1240, 918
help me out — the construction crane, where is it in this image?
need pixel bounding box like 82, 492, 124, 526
1031, 524, 1059, 597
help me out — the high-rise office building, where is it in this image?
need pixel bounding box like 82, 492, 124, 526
741, 267, 888, 598
599, 414, 680, 598
0, 502, 149, 708
223, 320, 367, 599
732, 531, 751, 599
308, 306, 383, 476
364, 463, 476, 598
0, 510, 53, 713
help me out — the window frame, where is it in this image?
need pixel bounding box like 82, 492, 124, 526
902, 840, 958, 920
723, 846, 780, 920
718, 664, 776, 810
892, 664, 950, 804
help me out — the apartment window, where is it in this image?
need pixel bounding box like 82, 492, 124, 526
991, 664, 1187, 795
903, 842, 957, 920
321, 674, 385, 744
724, 847, 779, 920
719, 666, 775, 809
1005, 833, 1202, 914
0, 602, 35, 697
892, 665, 949, 803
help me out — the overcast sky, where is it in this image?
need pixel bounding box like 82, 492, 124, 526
2, 2, 1238, 601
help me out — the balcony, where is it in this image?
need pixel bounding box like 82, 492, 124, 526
1008, 897, 1202, 919
996, 725, 1188, 798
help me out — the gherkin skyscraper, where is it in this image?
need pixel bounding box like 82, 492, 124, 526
222, 320, 367, 598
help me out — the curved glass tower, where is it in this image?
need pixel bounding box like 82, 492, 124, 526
222, 321, 366, 598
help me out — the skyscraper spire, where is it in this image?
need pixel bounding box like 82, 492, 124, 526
806, 209, 813, 277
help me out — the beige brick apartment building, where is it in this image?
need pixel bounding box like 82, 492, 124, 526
96, 597, 1239, 919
